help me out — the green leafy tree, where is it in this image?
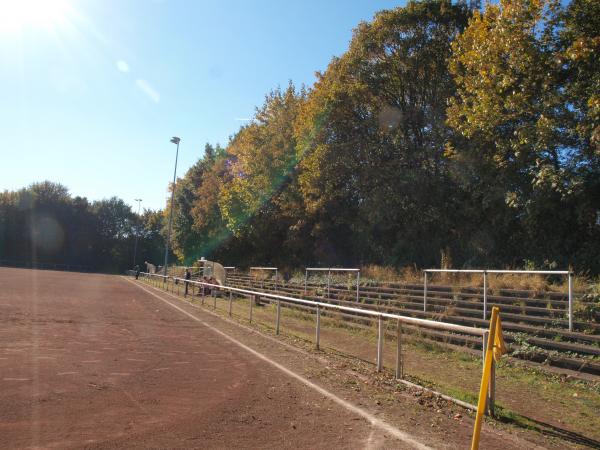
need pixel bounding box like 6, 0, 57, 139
295, 0, 470, 266
447, 0, 600, 270
218, 83, 310, 265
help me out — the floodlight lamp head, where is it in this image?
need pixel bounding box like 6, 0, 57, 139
170, 136, 181, 145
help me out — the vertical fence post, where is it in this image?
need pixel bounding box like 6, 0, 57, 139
201, 285, 205, 305
568, 272, 573, 332
304, 269, 308, 296
481, 330, 489, 414
228, 290, 233, 317
482, 331, 488, 372
316, 305, 321, 350
488, 358, 496, 417
276, 300, 281, 335
396, 320, 403, 379
356, 271, 360, 302
213, 288, 217, 309
275, 269, 278, 292
377, 315, 383, 372
249, 295, 254, 323
423, 271, 428, 312
483, 270, 488, 320
327, 269, 331, 299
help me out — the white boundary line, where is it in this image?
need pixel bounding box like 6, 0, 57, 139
124, 277, 432, 450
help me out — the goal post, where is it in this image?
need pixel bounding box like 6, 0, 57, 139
249, 266, 278, 291
304, 268, 360, 302
423, 268, 573, 330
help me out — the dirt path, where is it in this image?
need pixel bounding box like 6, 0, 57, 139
0, 268, 427, 449
1, 267, 578, 449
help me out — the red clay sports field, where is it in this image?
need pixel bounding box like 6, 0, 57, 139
0, 267, 553, 449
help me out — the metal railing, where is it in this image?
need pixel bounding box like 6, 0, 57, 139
304, 267, 360, 302
423, 269, 574, 331
134, 271, 498, 415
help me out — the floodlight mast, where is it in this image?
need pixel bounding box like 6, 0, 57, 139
132, 198, 142, 267
163, 137, 181, 276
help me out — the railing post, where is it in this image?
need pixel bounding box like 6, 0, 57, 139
488, 358, 496, 417
201, 285, 205, 305
229, 290, 233, 317
395, 320, 403, 379
483, 270, 488, 320
213, 288, 217, 309
482, 330, 489, 414
249, 295, 254, 323
377, 315, 383, 372
304, 270, 308, 296
276, 300, 281, 335
568, 272, 573, 332
482, 331, 488, 372
327, 269, 331, 299
423, 271, 428, 312
316, 305, 321, 350
356, 271, 360, 302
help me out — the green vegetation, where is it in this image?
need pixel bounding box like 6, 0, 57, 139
0, 181, 167, 273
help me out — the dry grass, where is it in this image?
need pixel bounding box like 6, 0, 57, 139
359, 264, 592, 294
361, 264, 422, 283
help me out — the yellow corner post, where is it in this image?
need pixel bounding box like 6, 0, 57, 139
471, 306, 507, 450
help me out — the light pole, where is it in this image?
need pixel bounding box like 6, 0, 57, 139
164, 136, 181, 276
132, 198, 142, 268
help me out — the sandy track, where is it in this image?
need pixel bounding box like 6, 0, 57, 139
0, 268, 420, 449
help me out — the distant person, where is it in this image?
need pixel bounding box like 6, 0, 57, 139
184, 268, 191, 296
134, 265, 140, 280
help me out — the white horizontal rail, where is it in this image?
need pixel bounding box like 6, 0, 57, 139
425, 269, 485, 274
486, 269, 570, 275
250, 267, 278, 271
424, 269, 570, 275
306, 268, 360, 272
143, 272, 484, 337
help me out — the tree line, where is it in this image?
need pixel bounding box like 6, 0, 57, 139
2, 0, 597, 275
168, 0, 599, 274
0, 181, 168, 273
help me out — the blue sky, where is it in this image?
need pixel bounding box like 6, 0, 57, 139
0, 0, 404, 211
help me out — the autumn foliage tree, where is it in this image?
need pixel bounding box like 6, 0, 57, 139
143, 0, 600, 273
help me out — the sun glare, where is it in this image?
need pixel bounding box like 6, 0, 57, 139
0, 0, 69, 33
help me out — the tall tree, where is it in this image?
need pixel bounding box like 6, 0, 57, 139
295, 0, 471, 266
447, 0, 600, 270
219, 83, 310, 266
